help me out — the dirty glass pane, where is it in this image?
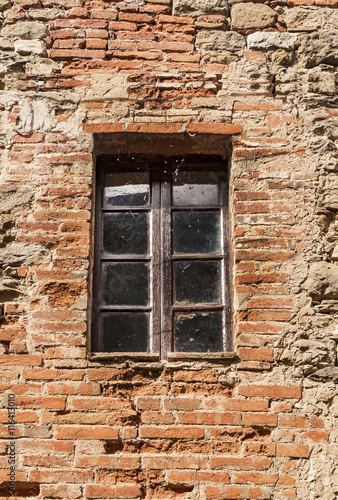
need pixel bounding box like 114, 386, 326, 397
173, 171, 220, 206
104, 172, 150, 207
102, 312, 149, 352
174, 311, 223, 352
102, 262, 149, 306
172, 211, 220, 254
103, 213, 148, 255
173, 261, 221, 304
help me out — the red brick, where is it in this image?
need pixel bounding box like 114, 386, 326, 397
139, 426, 204, 439
0, 355, 42, 366
198, 471, 231, 483
178, 412, 241, 425
167, 470, 197, 483
53, 19, 107, 29
315, 0, 338, 5
277, 444, 309, 458
53, 39, 86, 49
246, 297, 292, 309
187, 123, 243, 135
70, 396, 132, 411
237, 348, 274, 361
138, 40, 194, 52
300, 430, 328, 442
310, 417, 325, 428
84, 484, 141, 498
127, 123, 185, 134
22, 368, 84, 380
109, 21, 138, 31
13, 133, 44, 143
86, 38, 107, 49
86, 29, 108, 38
233, 472, 278, 484
46, 382, 101, 395
143, 455, 206, 470
49, 49, 106, 59
279, 415, 309, 428
238, 386, 302, 399
29, 469, 93, 483
55, 425, 119, 440
164, 397, 203, 410
0, 410, 38, 423
91, 9, 118, 19
119, 12, 154, 22
158, 14, 194, 24
210, 457, 272, 470
236, 273, 288, 285
205, 399, 268, 412
242, 413, 277, 426
136, 397, 161, 410
16, 397, 66, 410
83, 123, 125, 133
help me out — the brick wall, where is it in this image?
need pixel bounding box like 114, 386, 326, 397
0, 0, 337, 498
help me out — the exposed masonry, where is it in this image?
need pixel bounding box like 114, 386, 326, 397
0, 0, 337, 498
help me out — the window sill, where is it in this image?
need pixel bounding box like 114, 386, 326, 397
167, 352, 238, 363
88, 352, 238, 364
88, 352, 160, 362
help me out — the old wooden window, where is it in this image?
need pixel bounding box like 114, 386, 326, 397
91, 155, 232, 359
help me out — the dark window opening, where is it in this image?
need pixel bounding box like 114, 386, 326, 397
91, 155, 232, 359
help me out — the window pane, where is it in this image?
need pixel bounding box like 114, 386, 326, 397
104, 172, 150, 207
102, 312, 149, 352
102, 262, 149, 306
174, 311, 223, 352
173, 261, 222, 304
173, 211, 220, 254
173, 171, 220, 206
103, 213, 148, 255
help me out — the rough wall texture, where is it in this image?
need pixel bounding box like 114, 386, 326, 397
0, 0, 337, 498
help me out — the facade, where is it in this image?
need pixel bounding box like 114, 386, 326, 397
0, 0, 337, 498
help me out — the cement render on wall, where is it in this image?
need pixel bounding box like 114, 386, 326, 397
0, 0, 337, 498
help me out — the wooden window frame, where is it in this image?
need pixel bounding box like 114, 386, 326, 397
91, 155, 232, 359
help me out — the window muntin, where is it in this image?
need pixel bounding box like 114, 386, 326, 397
91, 156, 231, 358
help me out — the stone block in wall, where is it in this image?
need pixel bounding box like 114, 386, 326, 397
15, 98, 56, 133
0, 243, 46, 267
195, 30, 245, 52
317, 174, 338, 210
297, 32, 338, 68
14, 39, 46, 56
27, 8, 66, 20
305, 262, 338, 299
280, 339, 336, 369
0, 0, 11, 11
276, 67, 336, 95
0, 38, 14, 51
285, 7, 338, 32
230, 3, 277, 30
247, 32, 298, 51
309, 367, 338, 383
1, 21, 49, 40
173, 0, 229, 17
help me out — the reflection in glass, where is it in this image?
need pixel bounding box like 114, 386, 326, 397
174, 311, 223, 352
174, 261, 221, 304
173, 171, 220, 206
102, 262, 149, 306
173, 212, 220, 254
103, 213, 148, 255
102, 312, 149, 352
104, 172, 150, 207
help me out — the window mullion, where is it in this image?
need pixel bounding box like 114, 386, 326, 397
160, 170, 172, 359
151, 171, 161, 354
222, 167, 233, 352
